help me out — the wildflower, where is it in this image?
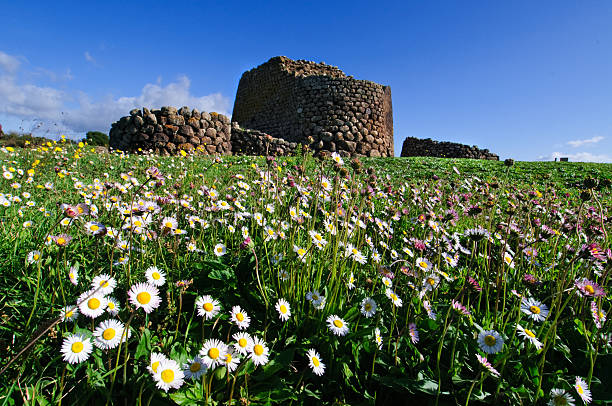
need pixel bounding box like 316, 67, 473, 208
154, 359, 185, 392
84, 221, 105, 235
93, 319, 125, 350
200, 339, 228, 370
548, 388, 575, 406
476, 354, 500, 378
26, 250, 42, 264
145, 266, 166, 287
68, 266, 78, 285
465, 227, 490, 242
360, 297, 377, 318
517, 324, 543, 350
416, 257, 433, 272
306, 349, 326, 376
575, 278, 605, 298
477, 330, 504, 354
195, 295, 221, 319
128, 282, 161, 313
309, 230, 327, 248
423, 273, 440, 291
249, 336, 269, 366
91, 274, 116, 296
574, 377, 591, 404
385, 288, 403, 307
230, 305, 251, 330
451, 300, 471, 316
442, 252, 458, 267
214, 243, 226, 256
106, 297, 120, 316
306, 290, 322, 303
232, 332, 253, 356
409, 323, 419, 344
382, 276, 392, 288
275, 299, 291, 322
183, 356, 207, 380
161, 217, 178, 231
374, 328, 383, 349
60, 305, 79, 322
78, 290, 108, 319
590, 301, 606, 329
327, 315, 349, 336
148, 352, 168, 375
53, 234, 73, 247
331, 152, 344, 165
502, 251, 515, 268
520, 297, 549, 322
61, 334, 93, 364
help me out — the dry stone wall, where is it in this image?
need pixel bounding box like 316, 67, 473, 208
109, 106, 232, 155
232, 56, 393, 157
400, 137, 499, 160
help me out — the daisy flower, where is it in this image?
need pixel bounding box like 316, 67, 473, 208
347, 272, 356, 289
213, 243, 226, 256
148, 352, 168, 375
360, 297, 377, 318
78, 290, 108, 319
230, 305, 251, 330
549, 388, 575, 406
409, 322, 419, 344
200, 339, 228, 369
232, 332, 253, 356
154, 359, 185, 392
502, 251, 515, 268
422, 273, 440, 291
249, 336, 269, 366
306, 349, 325, 376
385, 288, 403, 307
590, 301, 606, 329
306, 290, 322, 303
416, 257, 433, 272
128, 282, 161, 313
327, 315, 349, 336
93, 319, 125, 350
60, 305, 79, 322
161, 217, 178, 231
476, 354, 500, 378
575, 278, 605, 298
477, 330, 504, 354
68, 265, 78, 285
223, 349, 241, 372
331, 152, 344, 165
451, 300, 471, 316
382, 276, 393, 288
517, 324, 543, 350
183, 356, 207, 380
520, 297, 549, 322
26, 250, 42, 264
106, 297, 120, 316
61, 334, 93, 364
145, 266, 166, 287
275, 299, 291, 322
91, 274, 116, 296
195, 295, 221, 319
574, 376, 591, 404
374, 328, 383, 349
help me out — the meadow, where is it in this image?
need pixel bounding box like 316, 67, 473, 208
0, 141, 610, 405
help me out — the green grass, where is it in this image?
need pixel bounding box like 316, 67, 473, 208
0, 143, 610, 405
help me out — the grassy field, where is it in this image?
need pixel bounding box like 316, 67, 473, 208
0, 142, 610, 405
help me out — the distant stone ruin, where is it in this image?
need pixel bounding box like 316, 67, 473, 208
400, 137, 499, 160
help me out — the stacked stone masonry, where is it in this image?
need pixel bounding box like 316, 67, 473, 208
109, 106, 232, 155
400, 137, 499, 160
232, 56, 394, 157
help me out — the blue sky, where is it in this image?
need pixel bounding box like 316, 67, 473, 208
1, 1, 611, 162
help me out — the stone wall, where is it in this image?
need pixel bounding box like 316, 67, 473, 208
400, 137, 499, 160
109, 106, 232, 155
231, 123, 299, 156
232, 56, 393, 157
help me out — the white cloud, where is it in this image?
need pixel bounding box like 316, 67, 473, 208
0, 50, 230, 137
538, 151, 611, 163
566, 136, 604, 148
0, 50, 21, 74
84, 51, 96, 64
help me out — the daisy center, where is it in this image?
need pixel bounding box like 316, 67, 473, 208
333, 320, 343, 328
100, 280, 109, 288
66, 310, 73, 318
238, 338, 247, 348
33, 254, 40, 260
103, 328, 116, 340
152, 272, 161, 280
225, 354, 232, 363
208, 348, 220, 359
585, 285, 595, 294
312, 357, 320, 367
484, 335, 496, 346
69, 272, 74, 279
530, 306, 541, 314
280, 305, 287, 314
190, 362, 201, 372
165, 222, 173, 228
577, 385, 584, 394
419, 262, 428, 268
236, 313, 245, 322
365, 303, 372, 311
137, 292, 151, 304
71, 342, 84, 353
57, 237, 66, 245
88, 298, 101, 309
427, 278, 435, 286
253, 344, 264, 356
524, 329, 535, 338
91, 225, 99, 231
151, 361, 160, 372
203, 303, 213, 312
161, 369, 174, 383
108, 302, 115, 310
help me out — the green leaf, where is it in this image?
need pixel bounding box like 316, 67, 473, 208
135, 328, 151, 360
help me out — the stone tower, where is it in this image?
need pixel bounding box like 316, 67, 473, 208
232, 56, 393, 157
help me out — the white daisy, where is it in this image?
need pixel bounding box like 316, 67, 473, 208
327, 315, 349, 336
77, 290, 108, 319
93, 319, 125, 350
91, 274, 116, 296
516, 324, 543, 350
521, 297, 549, 322
230, 305, 251, 330
61, 333, 93, 364
60, 305, 79, 322
549, 388, 575, 406
183, 356, 207, 380
360, 297, 377, 318
26, 250, 42, 264
306, 348, 325, 376
477, 330, 504, 354
374, 328, 383, 349
249, 336, 269, 366
148, 352, 168, 375
385, 288, 403, 307
232, 332, 253, 356
195, 295, 221, 319
154, 359, 185, 392
200, 339, 228, 370
106, 297, 120, 316
574, 377, 591, 404
145, 266, 166, 287
128, 282, 161, 313
68, 265, 78, 286
275, 299, 291, 322
223, 348, 241, 372
214, 243, 226, 256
